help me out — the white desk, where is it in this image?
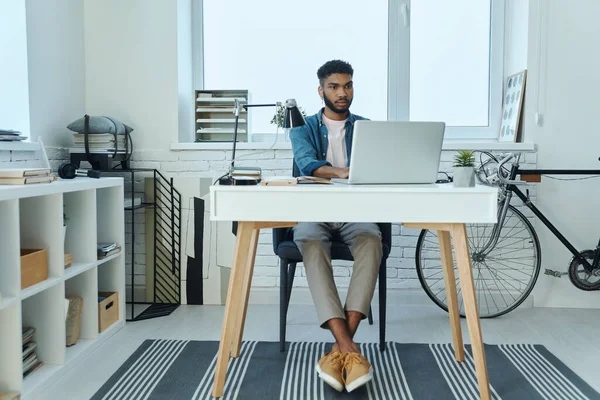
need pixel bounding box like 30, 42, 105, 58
209, 183, 498, 399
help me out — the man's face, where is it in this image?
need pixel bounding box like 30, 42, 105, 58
319, 73, 354, 114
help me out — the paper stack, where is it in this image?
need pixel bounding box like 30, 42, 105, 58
22, 327, 43, 378
231, 166, 262, 181
0, 168, 53, 185
97, 242, 121, 260
0, 129, 26, 142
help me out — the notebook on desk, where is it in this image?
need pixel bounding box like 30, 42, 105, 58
261, 176, 333, 186
331, 120, 446, 185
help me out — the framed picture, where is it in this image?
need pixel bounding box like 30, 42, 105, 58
499, 70, 527, 142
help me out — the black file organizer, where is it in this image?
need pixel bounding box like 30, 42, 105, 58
98, 168, 182, 321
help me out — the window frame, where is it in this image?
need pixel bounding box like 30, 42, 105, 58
192, 0, 505, 142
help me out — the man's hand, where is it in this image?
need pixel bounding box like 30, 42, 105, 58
338, 167, 349, 179
313, 166, 349, 179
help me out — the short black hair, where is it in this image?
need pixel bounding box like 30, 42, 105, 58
317, 60, 354, 85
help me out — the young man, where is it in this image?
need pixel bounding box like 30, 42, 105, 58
289, 60, 383, 393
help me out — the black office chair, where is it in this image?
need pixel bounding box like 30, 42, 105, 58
273, 160, 391, 352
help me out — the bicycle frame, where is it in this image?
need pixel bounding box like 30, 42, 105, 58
482, 161, 600, 274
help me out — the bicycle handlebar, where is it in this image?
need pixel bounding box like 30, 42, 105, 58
497, 153, 527, 185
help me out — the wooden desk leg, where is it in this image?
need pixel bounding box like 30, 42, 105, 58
212, 221, 255, 398
452, 223, 491, 400
437, 230, 464, 362
231, 228, 260, 357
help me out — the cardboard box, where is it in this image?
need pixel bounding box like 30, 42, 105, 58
98, 292, 119, 333
20, 249, 48, 289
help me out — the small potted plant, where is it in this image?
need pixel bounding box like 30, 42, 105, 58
271, 106, 307, 139
453, 150, 476, 187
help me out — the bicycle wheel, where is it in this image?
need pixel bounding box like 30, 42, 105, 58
415, 204, 541, 318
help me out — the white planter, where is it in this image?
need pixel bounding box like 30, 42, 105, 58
63, 225, 67, 247
453, 166, 475, 187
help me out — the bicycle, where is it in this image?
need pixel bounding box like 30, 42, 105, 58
415, 151, 600, 318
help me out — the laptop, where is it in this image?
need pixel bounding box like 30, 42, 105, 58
332, 120, 446, 185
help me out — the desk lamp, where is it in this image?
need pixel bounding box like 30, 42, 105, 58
218, 98, 306, 185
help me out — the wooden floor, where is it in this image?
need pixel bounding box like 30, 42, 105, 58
35, 294, 600, 399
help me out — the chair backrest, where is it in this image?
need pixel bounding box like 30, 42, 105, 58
272, 158, 300, 254
292, 159, 301, 177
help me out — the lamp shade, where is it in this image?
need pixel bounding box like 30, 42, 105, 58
283, 99, 306, 129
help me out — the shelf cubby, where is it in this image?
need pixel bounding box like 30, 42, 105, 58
0, 304, 22, 393
19, 194, 63, 281
64, 189, 97, 265
98, 255, 125, 323
65, 267, 98, 342
97, 186, 124, 252
0, 199, 20, 304
21, 283, 66, 394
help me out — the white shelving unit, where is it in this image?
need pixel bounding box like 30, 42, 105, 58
0, 177, 125, 399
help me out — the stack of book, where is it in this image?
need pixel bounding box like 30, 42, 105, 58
70, 133, 127, 154
0, 168, 53, 185
22, 327, 43, 378
97, 242, 121, 260
0, 129, 26, 142
231, 166, 262, 180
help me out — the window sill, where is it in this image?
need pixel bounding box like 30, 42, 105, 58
171, 140, 536, 152
171, 141, 293, 151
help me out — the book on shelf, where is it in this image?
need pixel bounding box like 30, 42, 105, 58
22, 326, 43, 378
0, 129, 27, 142
64, 253, 73, 268
0, 168, 51, 178
97, 243, 121, 259
22, 327, 35, 346
65, 296, 83, 347
22, 342, 37, 360
0, 167, 54, 185
0, 175, 55, 185
98, 242, 117, 252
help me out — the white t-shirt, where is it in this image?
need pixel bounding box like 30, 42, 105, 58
323, 114, 348, 168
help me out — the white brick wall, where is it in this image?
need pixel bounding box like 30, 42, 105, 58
25, 146, 537, 295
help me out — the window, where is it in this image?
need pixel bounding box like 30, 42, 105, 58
195, 0, 504, 142
0, 0, 31, 139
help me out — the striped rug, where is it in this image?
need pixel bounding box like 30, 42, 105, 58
91, 340, 600, 400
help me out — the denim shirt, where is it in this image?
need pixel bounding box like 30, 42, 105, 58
289, 108, 368, 177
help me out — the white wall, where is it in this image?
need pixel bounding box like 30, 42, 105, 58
504, 0, 529, 76
83, 0, 180, 151
177, 0, 194, 144
80, 0, 543, 304
0, 0, 31, 137
527, 0, 600, 307
25, 0, 86, 148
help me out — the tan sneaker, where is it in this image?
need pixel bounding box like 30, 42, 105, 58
315, 351, 345, 392
343, 352, 373, 392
